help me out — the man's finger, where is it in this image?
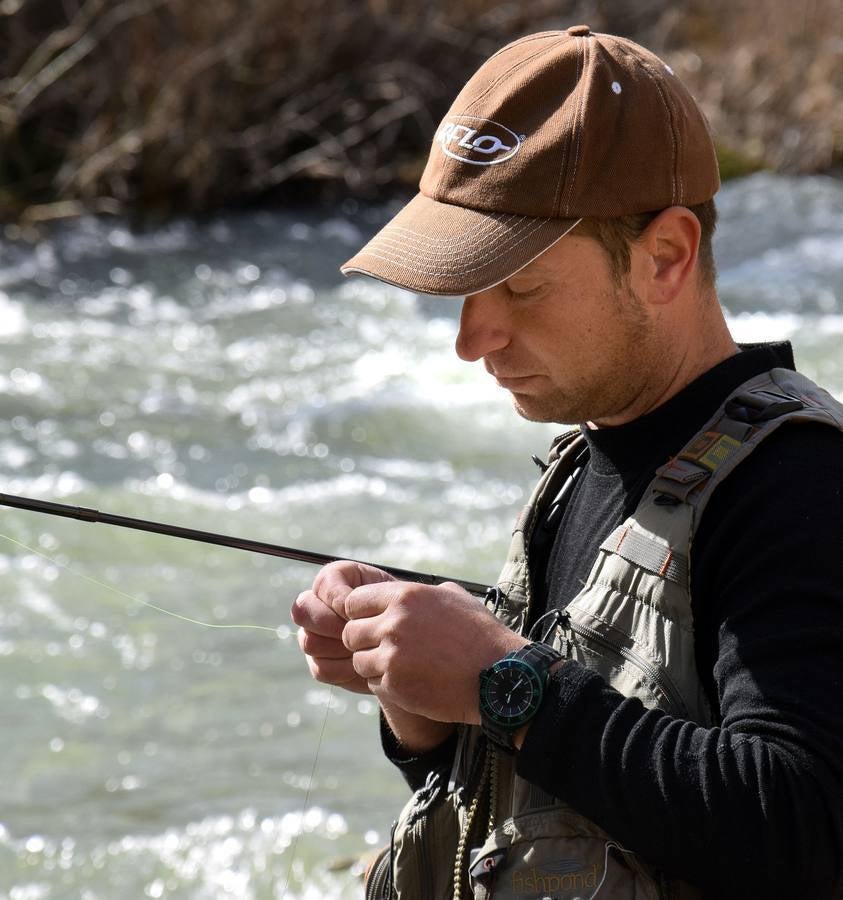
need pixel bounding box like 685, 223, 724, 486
351, 647, 384, 681
291, 590, 345, 638
313, 569, 354, 617
298, 628, 354, 660
306, 655, 371, 693
344, 582, 398, 621
314, 560, 396, 618
342, 616, 382, 653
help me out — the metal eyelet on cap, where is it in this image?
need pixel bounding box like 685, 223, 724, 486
566, 24, 591, 36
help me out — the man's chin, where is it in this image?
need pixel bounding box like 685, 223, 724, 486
511, 394, 575, 425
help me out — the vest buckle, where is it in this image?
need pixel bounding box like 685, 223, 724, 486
725, 391, 803, 424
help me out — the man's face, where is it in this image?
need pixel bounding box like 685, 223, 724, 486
455, 233, 660, 427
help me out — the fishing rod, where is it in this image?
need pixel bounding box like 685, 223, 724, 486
0, 491, 490, 596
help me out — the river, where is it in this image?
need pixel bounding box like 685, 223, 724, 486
0, 171, 841, 899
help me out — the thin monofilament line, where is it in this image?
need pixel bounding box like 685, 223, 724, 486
279, 686, 333, 899
3, 528, 336, 894
0, 532, 280, 633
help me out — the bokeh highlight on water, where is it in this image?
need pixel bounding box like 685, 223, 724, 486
0, 172, 841, 899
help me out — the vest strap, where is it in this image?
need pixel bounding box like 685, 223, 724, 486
651, 372, 812, 505
600, 525, 688, 585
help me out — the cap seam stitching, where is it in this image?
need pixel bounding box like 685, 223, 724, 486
352, 218, 553, 274
641, 56, 682, 205
341, 219, 582, 295
380, 223, 527, 250
463, 37, 565, 114
375, 214, 535, 254
551, 37, 581, 218
562, 37, 590, 217
357, 218, 551, 273
482, 31, 568, 65
615, 42, 681, 204
433, 37, 565, 203
363, 237, 543, 270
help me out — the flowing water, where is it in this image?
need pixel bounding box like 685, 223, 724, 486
0, 172, 841, 899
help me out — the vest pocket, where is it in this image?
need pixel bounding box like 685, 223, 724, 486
389, 767, 462, 900
467, 806, 666, 900
561, 612, 688, 718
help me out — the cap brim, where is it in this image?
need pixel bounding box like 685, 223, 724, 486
341, 192, 581, 296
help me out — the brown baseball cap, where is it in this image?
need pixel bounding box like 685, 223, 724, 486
341, 26, 719, 296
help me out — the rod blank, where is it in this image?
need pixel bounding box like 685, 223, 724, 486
0, 491, 490, 595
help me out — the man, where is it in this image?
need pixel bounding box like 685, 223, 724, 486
291, 27, 843, 899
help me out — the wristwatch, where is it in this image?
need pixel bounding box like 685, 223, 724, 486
479, 642, 563, 752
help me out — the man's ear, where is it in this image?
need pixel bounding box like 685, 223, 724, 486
635, 206, 701, 305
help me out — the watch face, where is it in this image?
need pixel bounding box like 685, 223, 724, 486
479, 657, 544, 727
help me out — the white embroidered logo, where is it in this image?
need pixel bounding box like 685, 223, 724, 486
435, 116, 522, 166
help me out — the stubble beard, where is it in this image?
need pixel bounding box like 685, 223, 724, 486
510, 389, 586, 425
509, 281, 653, 426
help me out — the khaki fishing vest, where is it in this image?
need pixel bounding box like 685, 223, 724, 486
368, 368, 843, 900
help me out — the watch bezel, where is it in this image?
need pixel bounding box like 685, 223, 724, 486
479, 656, 545, 728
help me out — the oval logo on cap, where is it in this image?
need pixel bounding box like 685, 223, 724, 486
435, 116, 522, 166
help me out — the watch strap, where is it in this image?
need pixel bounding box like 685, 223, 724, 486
480, 641, 562, 752
515, 640, 562, 671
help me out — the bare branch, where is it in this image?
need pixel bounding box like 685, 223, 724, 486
254, 94, 422, 189
13, 0, 109, 88
11, 0, 172, 117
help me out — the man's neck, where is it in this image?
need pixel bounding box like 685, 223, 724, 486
590, 298, 739, 429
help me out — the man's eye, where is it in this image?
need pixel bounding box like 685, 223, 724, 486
508, 284, 543, 299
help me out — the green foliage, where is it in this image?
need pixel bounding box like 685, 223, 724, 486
716, 143, 767, 182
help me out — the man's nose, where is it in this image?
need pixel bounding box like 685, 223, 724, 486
455, 292, 510, 362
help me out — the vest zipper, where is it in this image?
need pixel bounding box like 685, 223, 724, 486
364, 822, 396, 900
522, 435, 589, 621
561, 614, 688, 717
364, 846, 392, 900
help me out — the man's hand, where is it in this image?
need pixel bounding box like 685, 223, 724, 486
341, 580, 527, 725
292, 560, 460, 752
291, 560, 395, 695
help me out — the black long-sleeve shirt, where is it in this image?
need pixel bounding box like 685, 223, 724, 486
385, 342, 843, 899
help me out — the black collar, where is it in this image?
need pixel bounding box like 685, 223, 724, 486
581, 342, 796, 480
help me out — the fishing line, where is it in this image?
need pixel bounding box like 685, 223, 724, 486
2, 526, 344, 892
279, 684, 334, 899
0, 530, 282, 633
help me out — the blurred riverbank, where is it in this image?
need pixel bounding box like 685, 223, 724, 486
0, 0, 841, 224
